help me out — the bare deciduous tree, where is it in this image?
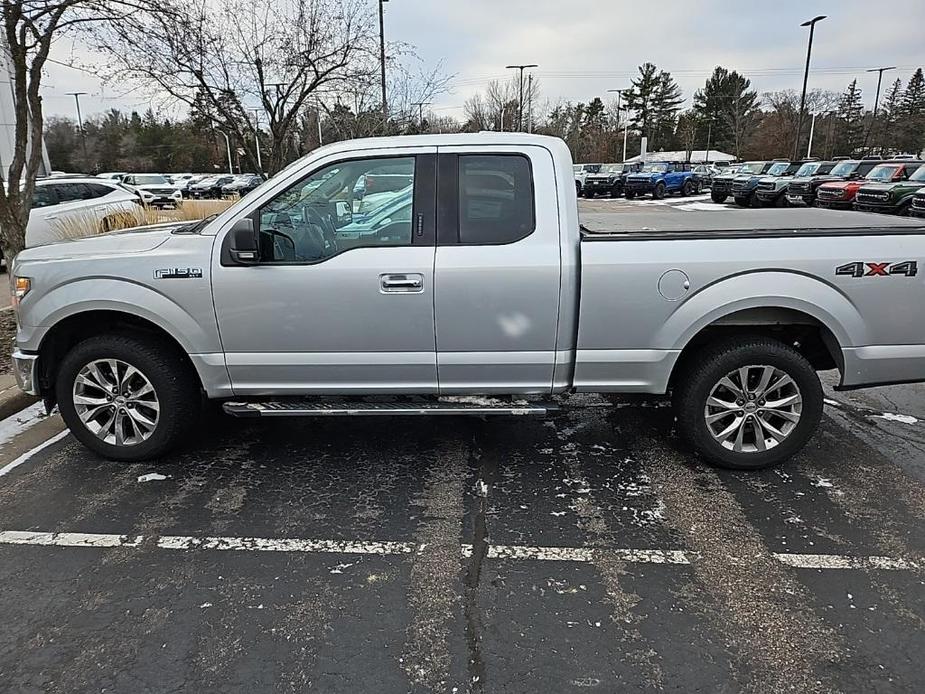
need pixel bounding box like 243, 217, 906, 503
89, 0, 380, 175
0, 0, 149, 258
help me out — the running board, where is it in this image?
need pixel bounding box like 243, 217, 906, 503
222, 398, 556, 418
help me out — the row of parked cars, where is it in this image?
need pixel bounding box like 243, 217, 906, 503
709, 157, 925, 215
96, 172, 265, 206
575, 161, 724, 200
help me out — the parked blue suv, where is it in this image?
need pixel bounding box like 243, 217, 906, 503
624, 162, 698, 199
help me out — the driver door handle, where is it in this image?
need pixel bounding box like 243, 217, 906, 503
380, 273, 424, 294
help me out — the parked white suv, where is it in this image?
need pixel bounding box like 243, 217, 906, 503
24, 177, 141, 248
120, 174, 183, 208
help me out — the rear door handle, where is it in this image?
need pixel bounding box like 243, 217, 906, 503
380, 273, 424, 293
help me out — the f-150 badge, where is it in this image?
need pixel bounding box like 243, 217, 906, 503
835, 261, 917, 278
154, 267, 203, 279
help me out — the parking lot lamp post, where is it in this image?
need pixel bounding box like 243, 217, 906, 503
250, 108, 263, 171
806, 112, 817, 157
704, 117, 714, 164
67, 92, 88, 164
793, 15, 826, 160
506, 64, 538, 131
379, 0, 389, 130
217, 130, 233, 174
862, 66, 896, 154
607, 89, 626, 160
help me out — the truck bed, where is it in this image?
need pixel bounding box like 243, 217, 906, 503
580, 209, 925, 241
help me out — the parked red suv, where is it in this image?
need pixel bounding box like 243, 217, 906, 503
815, 161, 921, 209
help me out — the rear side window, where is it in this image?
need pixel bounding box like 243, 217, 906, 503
31, 186, 58, 209
85, 183, 116, 198
458, 155, 534, 245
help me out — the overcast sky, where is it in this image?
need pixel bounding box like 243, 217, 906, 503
41, 0, 925, 122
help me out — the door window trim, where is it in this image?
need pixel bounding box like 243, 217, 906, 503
436, 152, 536, 246
220, 153, 436, 267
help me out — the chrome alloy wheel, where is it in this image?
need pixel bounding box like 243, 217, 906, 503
704, 364, 802, 453
72, 359, 160, 446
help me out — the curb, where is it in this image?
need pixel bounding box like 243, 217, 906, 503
0, 377, 38, 421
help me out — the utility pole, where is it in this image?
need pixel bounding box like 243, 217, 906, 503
316, 98, 324, 147
861, 66, 896, 154
607, 89, 626, 161
704, 117, 715, 164
505, 64, 538, 131
527, 74, 534, 133
412, 101, 430, 130
793, 15, 826, 160
67, 92, 88, 164
250, 108, 263, 172
379, 0, 389, 132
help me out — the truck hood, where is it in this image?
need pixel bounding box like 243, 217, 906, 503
16, 221, 189, 262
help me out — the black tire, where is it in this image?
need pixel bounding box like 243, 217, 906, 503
748, 192, 762, 208
711, 191, 727, 204
576, 183, 583, 197
625, 191, 636, 200
652, 182, 666, 200
734, 196, 748, 207
673, 337, 823, 470
680, 180, 694, 197
56, 334, 201, 462
775, 194, 789, 208
610, 185, 621, 198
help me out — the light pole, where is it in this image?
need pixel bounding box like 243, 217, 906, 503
862, 66, 896, 154
217, 130, 233, 174
379, 0, 389, 130
704, 117, 715, 164
793, 15, 826, 160
505, 64, 538, 131
67, 92, 88, 163
607, 89, 627, 161
250, 108, 263, 171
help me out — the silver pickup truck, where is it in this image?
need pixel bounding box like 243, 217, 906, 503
10, 133, 925, 470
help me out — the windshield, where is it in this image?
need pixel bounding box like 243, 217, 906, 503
740, 162, 767, 174
910, 165, 925, 182
767, 162, 791, 176
134, 175, 168, 185
601, 164, 624, 173
573, 165, 582, 174
643, 163, 668, 173
866, 165, 901, 182
795, 163, 821, 177
828, 161, 858, 177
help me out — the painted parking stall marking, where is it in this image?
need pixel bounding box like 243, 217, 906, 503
0, 529, 920, 571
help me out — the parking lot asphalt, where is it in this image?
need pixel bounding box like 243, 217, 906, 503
0, 197, 923, 693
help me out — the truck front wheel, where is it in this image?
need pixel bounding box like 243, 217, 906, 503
56, 334, 200, 461
711, 192, 727, 204
652, 182, 666, 200
673, 337, 823, 470
681, 180, 694, 197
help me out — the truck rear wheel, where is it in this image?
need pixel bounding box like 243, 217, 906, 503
56, 334, 200, 461
652, 182, 666, 200
673, 337, 823, 470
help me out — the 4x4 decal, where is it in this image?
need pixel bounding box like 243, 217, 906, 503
835, 261, 918, 278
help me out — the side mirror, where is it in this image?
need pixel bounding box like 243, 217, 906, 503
229, 218, 258, 265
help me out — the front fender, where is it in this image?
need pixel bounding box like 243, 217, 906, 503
655, 270, 867, 351
18, 277, 222, 354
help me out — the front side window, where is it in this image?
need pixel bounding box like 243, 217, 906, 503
258, 156, 415, 263
458, 154, 534, 245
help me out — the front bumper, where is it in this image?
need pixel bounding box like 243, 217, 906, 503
755, 189, 784, 202
786, 194, 813, 206
584, 180, 619, 194
854, 202, 901, 214
11, 349, 39, 396
625, 181, 655, 194
815, 198, 853, 209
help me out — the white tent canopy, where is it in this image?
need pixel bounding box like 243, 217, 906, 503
624, 149, 736, 164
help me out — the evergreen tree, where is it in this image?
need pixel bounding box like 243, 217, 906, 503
834, 80, 865, 156
898, 68, 925, 155
879, 78, 904, 154
624, 63, 682, 148
693, 66, 759, 158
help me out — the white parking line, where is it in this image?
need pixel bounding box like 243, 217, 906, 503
0, 430, 70, 478
0, 529, 919, 570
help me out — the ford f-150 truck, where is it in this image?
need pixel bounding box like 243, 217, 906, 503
11, 133, 925, 471
624, 162, 698, 199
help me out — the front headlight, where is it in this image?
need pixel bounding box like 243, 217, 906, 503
11, 276, 30, 309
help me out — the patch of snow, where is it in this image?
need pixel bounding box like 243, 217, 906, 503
811, 478, 834, 488
0, 402, 51, 449
823, 398, 841, 407
199, 602, 212, 609
137, 473, 169, 483
872, 412, 918, 425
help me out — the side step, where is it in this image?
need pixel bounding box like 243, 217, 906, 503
222, 397, 557, 418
